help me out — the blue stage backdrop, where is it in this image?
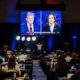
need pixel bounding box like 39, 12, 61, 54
21, 10, 62, 35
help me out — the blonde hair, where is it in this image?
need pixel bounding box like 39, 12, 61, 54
7, 50, 13, 57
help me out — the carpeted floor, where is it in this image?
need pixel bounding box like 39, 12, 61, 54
32, 60, 47, 80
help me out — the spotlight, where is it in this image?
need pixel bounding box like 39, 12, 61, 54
26, 37, 31, 41
32, 36, 36, 41
16, 36, 20, 41
21, 36, 25, 41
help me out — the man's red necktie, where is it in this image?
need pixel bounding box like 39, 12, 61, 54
29, 24, 32, 35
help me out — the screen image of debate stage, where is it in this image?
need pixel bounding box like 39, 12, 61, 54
21, 11, 62, 35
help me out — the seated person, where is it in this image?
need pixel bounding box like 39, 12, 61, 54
53, 56, 69, 79
16, 53, 32, 62
70, 69, 80, 80
69, 52, 80, 69
65, 52, 72, 63
3, 51, 21, 76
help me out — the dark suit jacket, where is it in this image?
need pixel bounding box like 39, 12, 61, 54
42, 24, 60, 33
21, 23, 40, 35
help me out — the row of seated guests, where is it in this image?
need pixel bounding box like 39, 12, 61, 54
4, 51, 21, 75
0, 51, 21, 79
40, 49, 80, 80
40, 55, 69, 80
16, 52, 32, 62
0, 50, 32, 80
16, 52, 33, 79
65, 51, 80, 69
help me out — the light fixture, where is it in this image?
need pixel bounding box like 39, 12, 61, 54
16, 36, 20, 41
26, 37, 31, 41
21, 36, 25, 41
32, 36, 36, 41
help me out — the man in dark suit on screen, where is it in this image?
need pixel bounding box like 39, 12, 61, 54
21, 12, 40, 35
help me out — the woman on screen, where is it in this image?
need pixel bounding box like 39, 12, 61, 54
43, 13, 60, 34
42, 13, 61, 53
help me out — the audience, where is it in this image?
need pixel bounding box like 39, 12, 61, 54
16, 53, 32, 62
3, 51, 21, 76
54, 56, 69, 79
40, 49, 80, 80
69, 52, 80, 69
0, 44, 80, 80
65, 52, 72, 63
70, 69, 80, 80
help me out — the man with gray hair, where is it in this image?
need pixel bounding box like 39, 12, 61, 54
21, 12, 40, 35
26, 12, 34, 35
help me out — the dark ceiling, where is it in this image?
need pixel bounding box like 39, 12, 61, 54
0, 0, 80, 23
63, 0, 80, 23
